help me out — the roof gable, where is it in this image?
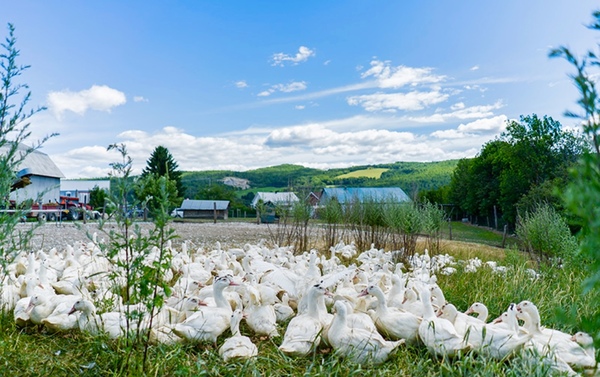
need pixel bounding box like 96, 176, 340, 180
0, 143, 64, 179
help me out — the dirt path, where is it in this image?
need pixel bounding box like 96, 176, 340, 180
15, 221, 276, 252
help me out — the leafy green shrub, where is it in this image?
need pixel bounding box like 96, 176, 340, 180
515, 203, 578, 262
420, 200, 447, 254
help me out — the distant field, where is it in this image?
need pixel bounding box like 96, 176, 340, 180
335, 168, 389, 179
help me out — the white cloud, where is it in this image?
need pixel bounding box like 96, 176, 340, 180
362, 60, 446, 89
470, 65, 480, 71
271, 46, 315, 66
46, 113, 508, 178
257, 81, 307, 97
347, 90, 449, 112
451, 102, 465, 110
235, 80, 248, 88
295, 105, 305, 110
275, 82, 307, 92
133, 96, 148, 102
431, 115, 508, 139
47, 85, 126, 118
409, 101, 504, 122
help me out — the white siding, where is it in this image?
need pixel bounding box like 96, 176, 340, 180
10, 175, 61, 204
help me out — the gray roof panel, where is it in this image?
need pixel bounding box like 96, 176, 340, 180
180, 199, 230, 210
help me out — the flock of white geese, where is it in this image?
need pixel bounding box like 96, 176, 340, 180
0, 235, 597, 375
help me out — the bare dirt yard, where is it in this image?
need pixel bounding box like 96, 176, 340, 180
16, 221, 276, 252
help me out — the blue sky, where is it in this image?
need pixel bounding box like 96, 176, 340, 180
2, 1, 598, 178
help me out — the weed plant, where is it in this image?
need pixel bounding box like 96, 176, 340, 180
88, 144, 178, 374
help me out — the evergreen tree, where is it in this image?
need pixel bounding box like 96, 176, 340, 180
141, 146, 183, 196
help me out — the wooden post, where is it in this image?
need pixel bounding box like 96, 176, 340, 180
448, 220, 452, 241
213, 202, 217, 224
493, 205, 498, 230
501, 224, 508, 248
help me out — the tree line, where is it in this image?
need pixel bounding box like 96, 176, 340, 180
434, 114, 587, 231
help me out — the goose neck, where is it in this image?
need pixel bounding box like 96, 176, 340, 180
372, 287, 388, 313
213, 283, 231, 310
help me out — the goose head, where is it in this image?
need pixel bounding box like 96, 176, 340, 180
437, 302, 458, 322
571, 331, 594, 347
68, 299, 95, 315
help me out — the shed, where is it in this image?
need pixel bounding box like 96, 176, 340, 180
180, 199, 230, 219
318, 187, 411, 204
251, 192, 299, 208
2, 143, 65, 204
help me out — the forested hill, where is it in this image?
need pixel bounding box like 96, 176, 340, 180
181, 160, 458, 196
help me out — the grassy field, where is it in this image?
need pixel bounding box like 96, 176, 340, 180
442, 221, 520, 249
334, 168, 389, 180
0, 223, 597, 376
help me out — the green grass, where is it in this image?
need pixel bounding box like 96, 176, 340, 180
441, 221, 519, 249
334, 168, 389, 180
2, 249, 597, 376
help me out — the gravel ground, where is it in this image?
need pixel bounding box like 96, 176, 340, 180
15, 221, 277, 252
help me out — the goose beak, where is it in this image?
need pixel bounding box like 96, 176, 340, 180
68, 306, 77, 315
465, 308, 474, 315
357, 289, 369, 297
492, 316, 502, 324
570, 335, 576, 342
198, 300, 208, 307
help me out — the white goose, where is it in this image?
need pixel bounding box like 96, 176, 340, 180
69, 299, 126, 339
570, 332, 597, 372
274, 292, 295, 323
439, 302, 531, 360
328, 300, 404, 364
279, 284, 327, 356
245, 284, 279, 338
218, 309, 258, 362
517, 300, 596, 370
359, 284, 421, 344
464, 302, 488, 323
173, 275, 238, 344
41, 296, 82, 332
418, 287, 470, 357
401, 286, 425, 317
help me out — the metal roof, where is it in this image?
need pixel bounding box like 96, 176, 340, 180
251, 192, 299, 207
0, 143, 64, 179
180, 199, 230, 211
62, 179, 110, 191
320, 187, 410, 203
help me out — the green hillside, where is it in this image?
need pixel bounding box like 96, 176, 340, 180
181, 160, 459, 198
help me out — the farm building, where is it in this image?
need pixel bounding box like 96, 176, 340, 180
3, 143, 65, 204
179, 199, 230, 219
317, 187, 411, 205
250, 192, 299, 208
61, 180, 110, 205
